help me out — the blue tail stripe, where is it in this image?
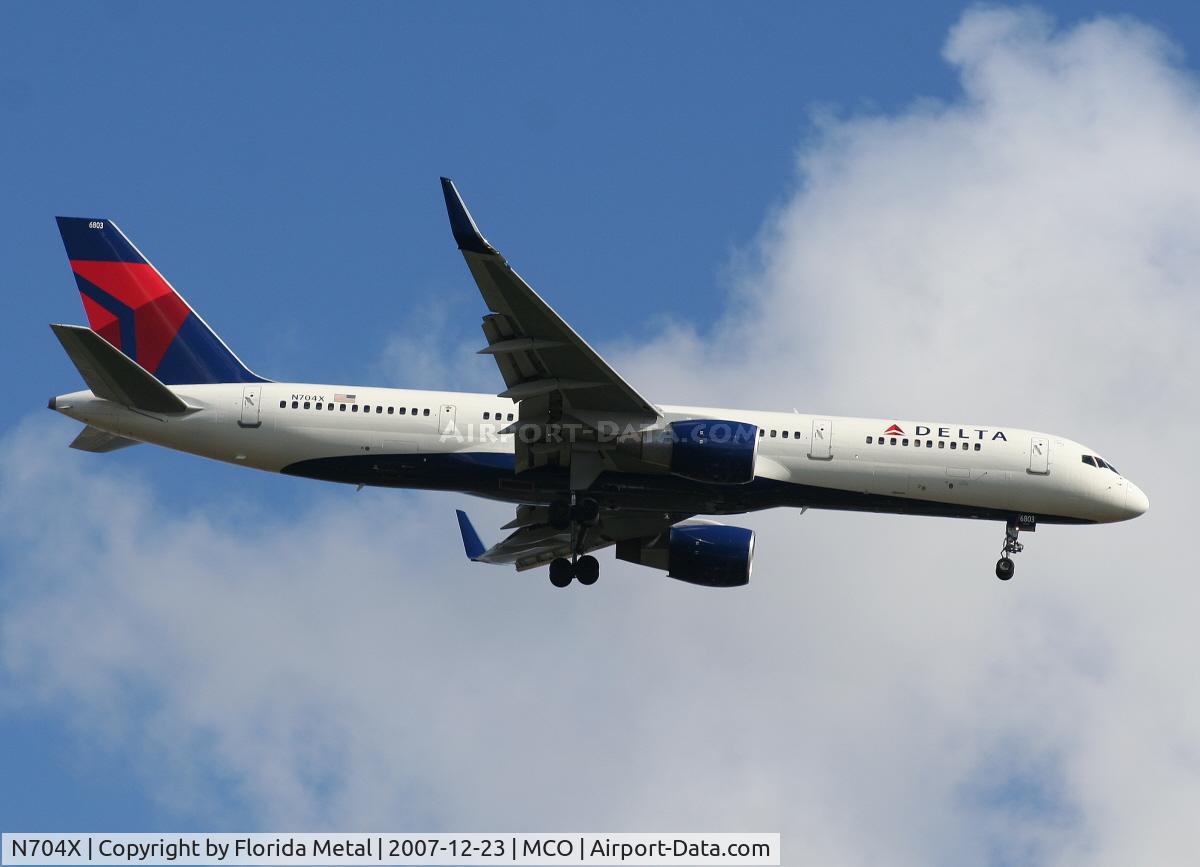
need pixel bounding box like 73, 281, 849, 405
72, 273, 137, 361
154, 314, 265, 385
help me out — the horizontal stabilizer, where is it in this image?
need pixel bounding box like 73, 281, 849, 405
456, 510, 487, 561
50, 324, 189, 414
69, 425, 140, 453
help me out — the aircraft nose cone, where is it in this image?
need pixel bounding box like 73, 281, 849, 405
1125, 482, 1150, 518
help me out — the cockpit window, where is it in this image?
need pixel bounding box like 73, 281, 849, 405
1082, 455, 1096, 467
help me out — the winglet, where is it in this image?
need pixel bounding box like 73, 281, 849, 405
455, 509, 487, 561
440, 177, 497, 255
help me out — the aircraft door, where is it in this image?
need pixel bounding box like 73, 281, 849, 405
439, 404, 458, 438
809, 418, 832, 460
238, 385, 262, 428
1029, 436, 1050, 474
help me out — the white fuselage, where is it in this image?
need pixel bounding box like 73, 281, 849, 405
51, 381, 1149, 526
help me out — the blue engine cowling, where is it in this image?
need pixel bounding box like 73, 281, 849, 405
665, 419, 759, 484
668, 525, 755, 587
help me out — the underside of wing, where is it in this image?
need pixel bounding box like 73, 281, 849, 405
438, 179, 769, 496
458, 505, 689, 572
441, 178, 660, 418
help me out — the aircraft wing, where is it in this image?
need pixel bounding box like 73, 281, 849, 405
440, 178, 659, 421
456, 506, 688, 572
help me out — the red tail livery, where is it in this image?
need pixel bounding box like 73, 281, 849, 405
55, 217, 263, 385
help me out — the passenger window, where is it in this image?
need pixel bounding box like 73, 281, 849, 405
974, 443, 981, 451
352, 405, 358, 413
483, 412, 490, 420
303, 401, 310, 409
902, 438, 909, 446
376, 406, 383, 414
866, 436, 873, 444
938, 441, 945, 448
339, 404, 346, 411
315, 402, 322, 410
759, 430, 765, 438
950, 441, 957, 449
279, 400, 286, 409
770, 430, 777, 438
782, 431, 789, 438
291, 401, 298, 409
926, 440, 932, 448
387, 407, 394, 415
423, 409, 430, 416
328, 403, 335, 411
507, 413, 514, 421
890, 437, 897, 445
412, 408, 418, 415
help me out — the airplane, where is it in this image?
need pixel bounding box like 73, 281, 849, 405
47, 179, 1148, 588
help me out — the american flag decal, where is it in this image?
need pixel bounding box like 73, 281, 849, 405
334, 393, 357, 403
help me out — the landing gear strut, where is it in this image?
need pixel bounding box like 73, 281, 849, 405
548, 495, 599, 530
995, 521, 1024, 581
547, 494, 601, 588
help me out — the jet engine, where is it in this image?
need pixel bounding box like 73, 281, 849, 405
615, 523, 755, 587
617, 419, 759, 484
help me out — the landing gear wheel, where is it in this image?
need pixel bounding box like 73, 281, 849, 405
549, 557, 574, 587
548, 499, 572, 531
572, 498, 600, 526
993, 521, 1025, 580
575, 555, 599, 585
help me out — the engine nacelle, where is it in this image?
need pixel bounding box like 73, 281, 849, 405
616, 524, 755, 587
618, 419, 759, 484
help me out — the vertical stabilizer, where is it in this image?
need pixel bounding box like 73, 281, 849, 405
55, 217, 265, 385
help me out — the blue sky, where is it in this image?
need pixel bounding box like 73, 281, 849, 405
2, 2, 1199, 860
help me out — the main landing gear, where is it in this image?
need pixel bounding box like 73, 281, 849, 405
547, 494, 601, 588
995, 521, 1025, 581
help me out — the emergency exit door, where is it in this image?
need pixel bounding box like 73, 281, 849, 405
809, 418, 832, 460
238, 385, 262, 428
1028, 436, 1049, 474
439, 404, 458, 437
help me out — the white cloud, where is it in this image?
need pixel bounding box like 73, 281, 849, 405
3, 7, 1200, 865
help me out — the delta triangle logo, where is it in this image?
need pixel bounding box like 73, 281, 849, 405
883, 423, 905, 436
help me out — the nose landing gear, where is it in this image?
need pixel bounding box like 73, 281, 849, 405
995, 521, 1025, 580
